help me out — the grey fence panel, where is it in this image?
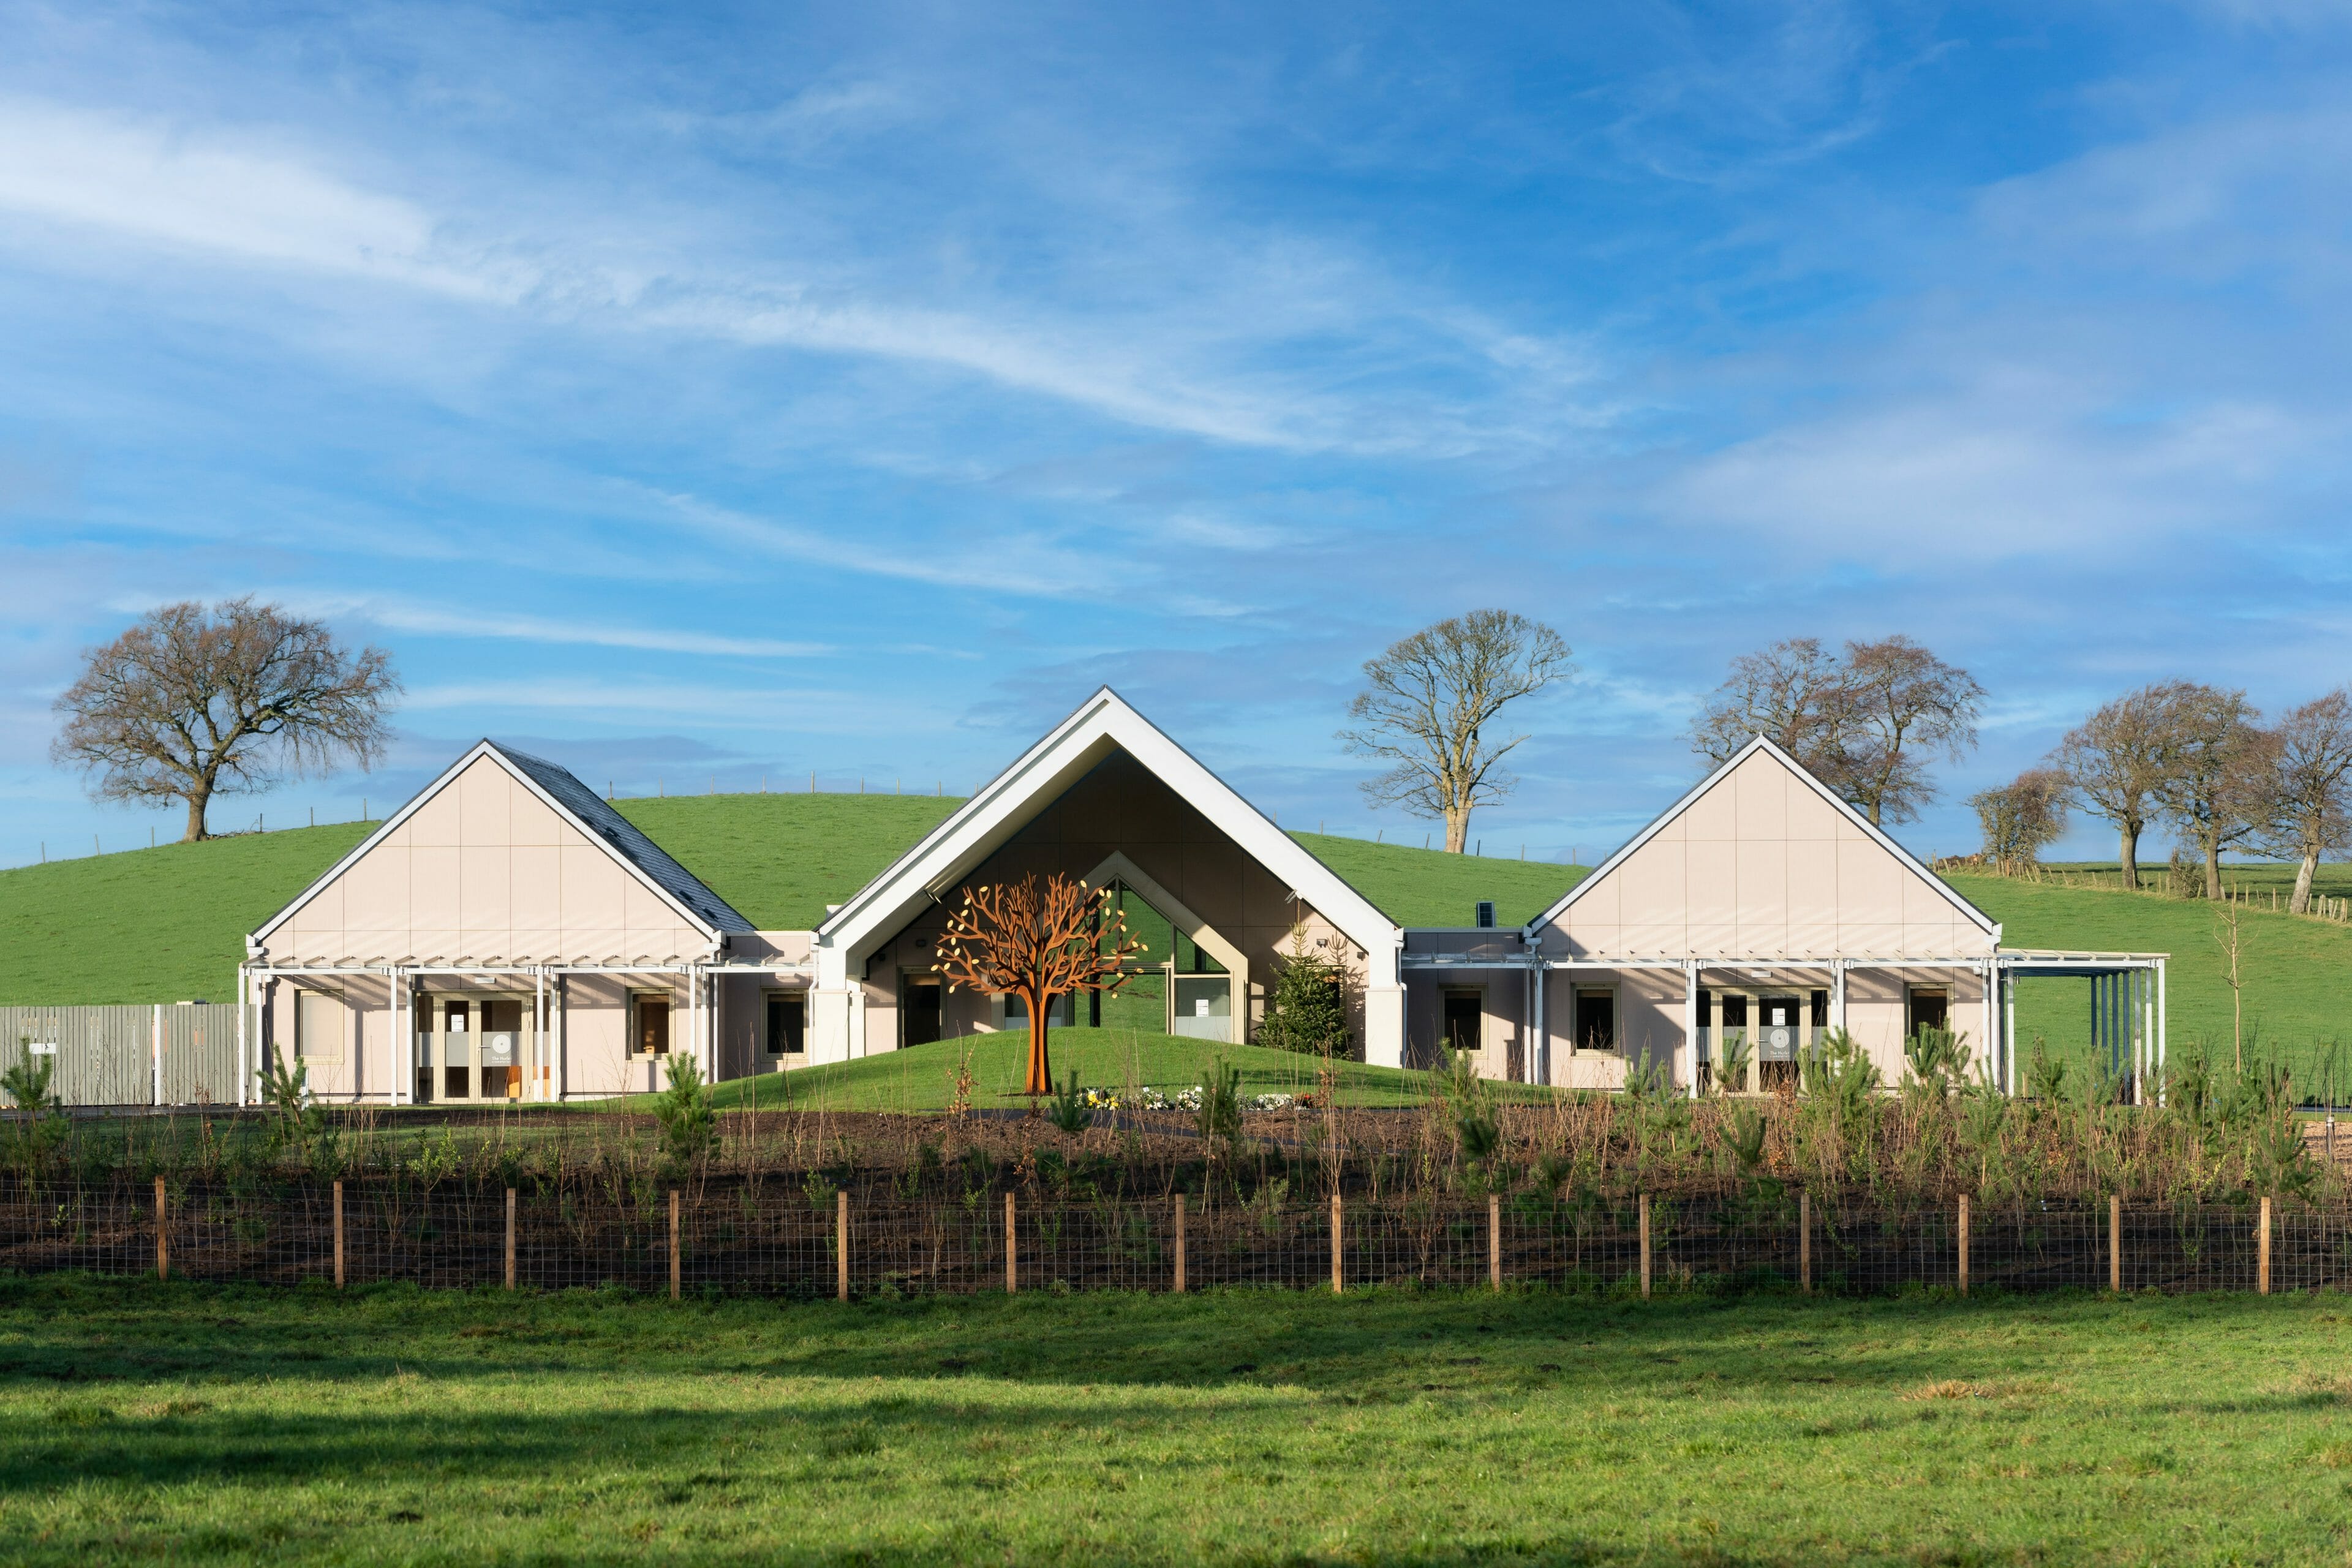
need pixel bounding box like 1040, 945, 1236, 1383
1, 1005, 157, 1106
160, 1005, 241, 1106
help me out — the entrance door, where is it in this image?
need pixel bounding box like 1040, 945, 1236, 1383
480, 1000, 522, 1100
1441, 989, 1483, 1057
902, 976, 942, 1047
1758, 996, 1802, 1088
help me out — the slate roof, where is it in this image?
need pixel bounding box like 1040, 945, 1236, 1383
499, 745, 756, 934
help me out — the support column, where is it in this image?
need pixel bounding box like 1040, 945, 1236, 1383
1532, 962, 1547, 1088
2155, 958, 2169, 1098
2003, 968, 2018, 1096
236, 964, 250, 1107
1978, 962, 1996, 1090
1682, 962, 1699, 1099
1830, 960, 1848, 1034
554, 973, 569, 1103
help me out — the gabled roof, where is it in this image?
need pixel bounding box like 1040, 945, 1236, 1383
249, 739, 753, 949
1525, 733, 1999, 940
816, 687, 1400, 957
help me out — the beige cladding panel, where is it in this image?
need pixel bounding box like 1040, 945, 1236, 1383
262, 754, 713, 965
1547, 745, 1992, 961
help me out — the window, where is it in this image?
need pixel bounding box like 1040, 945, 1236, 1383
1442, 989, 1483, 1055
481, 998, 521, 1101
999, 992, 1074, 1028
295, 992, 343, 1065
443, 998, 470, 1099
1809, 989, 1830, 1029
1575, 989, 1616, 1053
1907, 988, 1950, 1039
632, 994, 673, 1057
764, 991, 806, 1055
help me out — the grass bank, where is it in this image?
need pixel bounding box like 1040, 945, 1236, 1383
669, 1029, 1518, 1112
2, 1275, 2346, 1564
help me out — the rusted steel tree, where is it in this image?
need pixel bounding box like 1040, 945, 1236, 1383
933, 873, 1148, 1096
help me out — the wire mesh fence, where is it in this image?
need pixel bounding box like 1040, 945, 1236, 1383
2, 1179, 2345, 1298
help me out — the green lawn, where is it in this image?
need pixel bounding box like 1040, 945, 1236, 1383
4, 1275, 2348, 1564
1947, 872, 2352, 1084
612, 791, 962, 929
655, 1030, 1489, 1113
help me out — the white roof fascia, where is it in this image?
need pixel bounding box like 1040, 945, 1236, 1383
817, 687, 1400, 960
1523, 734, 1999, 941
249, 741, 725, 951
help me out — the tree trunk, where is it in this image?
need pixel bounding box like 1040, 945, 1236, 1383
2119, 824, 2139, 891
183, 788, 211, 843
2294, 851, 2319, 915
1022, 990, 1053, 1097
2203, 839, 2224, 902
1444, 810, 1469, 854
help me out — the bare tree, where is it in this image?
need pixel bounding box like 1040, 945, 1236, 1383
1689, 638, 1849, 767
1837, 636, 1985, 826
933, 874, 1148, 1096
2251, 689, 2352, 913
51, 598, 399, 842
1690, 635, 1981, 826
1339, 609, 1572, 853
2150, 684, 2267, 900
2050, 683, 2187, 889
1969, 768, 2070, 874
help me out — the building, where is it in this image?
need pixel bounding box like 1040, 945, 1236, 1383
238, 690, 2163, 1102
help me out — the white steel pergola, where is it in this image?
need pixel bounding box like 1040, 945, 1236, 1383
235, 957, 814, 1107
1398, 947, 2168, 1099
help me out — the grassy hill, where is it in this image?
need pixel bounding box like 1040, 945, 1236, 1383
1288, 831, 1581, 927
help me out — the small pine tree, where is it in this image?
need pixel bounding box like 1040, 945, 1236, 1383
1255, 929, 1351, 1056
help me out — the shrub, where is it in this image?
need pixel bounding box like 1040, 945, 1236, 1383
654, 1057, 715, 1166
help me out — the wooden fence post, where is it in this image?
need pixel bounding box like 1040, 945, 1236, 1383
1004, 1191, 1017, 1295
1638, 1193, 1652, 1300
1330, 1191, 1343, 1295
669, 1189, 681, 1300
1800, 1191, 1811, 1295
2260, 1196, 2272, 1296
1173, 1193, 1186, 1294
836, 1189, 850, 1303
333, 1180, 345, 1289
1957, 1193, 1970, 1296
2109, 1194, 2122, 1292
154, 1175, 167, 1281
1489, 1192, 1502, 1292
505, 1188, 517, 1291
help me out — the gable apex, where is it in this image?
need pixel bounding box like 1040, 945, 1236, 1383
1526, 733, 1998, 942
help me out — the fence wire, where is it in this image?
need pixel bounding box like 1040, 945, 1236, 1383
1, 1181, 2342, 1298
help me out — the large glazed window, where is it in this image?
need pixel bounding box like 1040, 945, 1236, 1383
1574, 989, 1616, 1054
764, 991, 805, 1055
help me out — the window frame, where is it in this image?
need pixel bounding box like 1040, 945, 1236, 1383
1572, 985, 1620, 1055
630, 990, 676, 1058
763, 989, 807, 1057
294, 989, 345, 1066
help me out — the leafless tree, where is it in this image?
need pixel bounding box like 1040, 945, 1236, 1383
2050, 683, 2187, 889
50, 598, 399, 842
1837, 637, 1985, 826
1690, 635, 1981, 826
2250, 689, 2352, 913
1969, 768, 2070, 874
933, 874, 1148, 1096
1689, 638, 1850, 768
2150, 684, 2267, 900
1339, 609, 1572, 853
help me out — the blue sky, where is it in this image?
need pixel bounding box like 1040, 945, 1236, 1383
4, 1, 2349, 872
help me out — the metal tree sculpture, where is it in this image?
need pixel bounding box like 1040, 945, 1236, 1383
933, 873, 1148, 1096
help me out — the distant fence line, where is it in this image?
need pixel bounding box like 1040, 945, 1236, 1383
0, 1006, 242, 1107
1, 1182, 2334, 1299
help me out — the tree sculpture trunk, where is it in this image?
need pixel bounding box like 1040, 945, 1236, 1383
1022, 984, 1054, 1097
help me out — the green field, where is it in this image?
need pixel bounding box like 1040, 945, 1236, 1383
659, 1030, 1487, 1113
4, 1275, 2346, 1564
1287, 830, 1581, 927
